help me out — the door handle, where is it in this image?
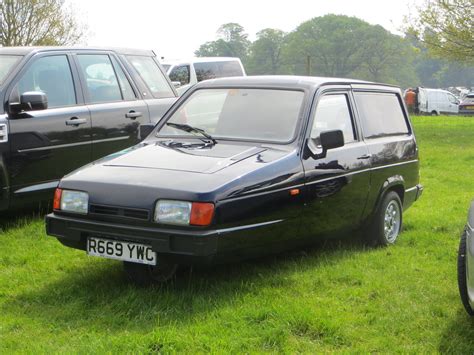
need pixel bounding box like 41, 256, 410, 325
357, 154, 372, 160
65, 117, 87, 126
126, 111, 142, 119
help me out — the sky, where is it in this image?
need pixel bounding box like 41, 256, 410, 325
71, 0, 420, 60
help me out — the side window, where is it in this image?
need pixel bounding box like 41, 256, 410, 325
311, 94, 356, 144
77, 54, 122, 104
110, 56, 136, 101
169, 65, 190, 86
354, 92, 409, 139
194, 62, 219, 82
126, 55, 175, 99
219, 61, 244, 77
448, 94, 458, 104
16, 55, 76, 108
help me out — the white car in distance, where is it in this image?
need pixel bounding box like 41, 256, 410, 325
161, 57, 246, 95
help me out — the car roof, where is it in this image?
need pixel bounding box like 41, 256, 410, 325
161, 57, 242, 65
0, 46, 155, 56
194, 75, 397, 90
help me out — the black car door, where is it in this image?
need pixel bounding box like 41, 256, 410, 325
74, 52, 151, 161
6, 52, 92, 203
302, 88, 371, 238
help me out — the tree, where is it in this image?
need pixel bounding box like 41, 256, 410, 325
283, 15, 372, 77
408, 0, 474, 63
246, 28, 286, 74
0, 0, 85, 46
195, 23, 250, 61
353, 26, 419, 87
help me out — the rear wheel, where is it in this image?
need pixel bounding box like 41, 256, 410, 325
124, 259, 178, 286
457, 230, 474, 316
369, 191, 403, 246
431, 110, 438, 116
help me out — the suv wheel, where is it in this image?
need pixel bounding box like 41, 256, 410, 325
124, 260, 178, 286
457, 230, 474, 316
431, 110, 438, 116
370, 191, 403, 246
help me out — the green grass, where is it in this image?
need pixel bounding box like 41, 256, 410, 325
1, 115, 474, 353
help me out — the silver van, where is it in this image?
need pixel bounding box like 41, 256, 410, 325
418, 88, 459, 115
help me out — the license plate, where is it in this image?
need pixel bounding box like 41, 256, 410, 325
87, 237, 157, 265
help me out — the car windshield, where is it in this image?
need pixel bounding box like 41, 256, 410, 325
0, 55, 22, 84
157, 88, 305, 143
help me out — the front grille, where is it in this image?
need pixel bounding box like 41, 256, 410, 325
89, 204, 149, 221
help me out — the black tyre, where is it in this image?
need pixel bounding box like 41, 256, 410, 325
123, 259, 178, 286
431, 110, 438, 116
370, 191, 403, 246
457, 230, 474, 316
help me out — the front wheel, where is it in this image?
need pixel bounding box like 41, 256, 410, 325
457, 230, 474, 316
369, 191, 403, 246
124, 259, 178, 286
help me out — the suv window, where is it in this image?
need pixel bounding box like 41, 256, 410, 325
77, 54, 123, 104
354, 92, 409, 138
16, 55, 76, 108
110, 56, 136, 101
194, 61, 243, 82
126, 55, 174, 99
0, 55, 22, 84
169, 65, 190, 85
310, 94, 356, 144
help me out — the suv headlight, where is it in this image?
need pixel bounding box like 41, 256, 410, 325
54, 188, 88, 214
155, 200, 214, 226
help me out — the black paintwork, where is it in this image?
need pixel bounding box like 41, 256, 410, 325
46, 76, 423, 263
0, 47, 178, 210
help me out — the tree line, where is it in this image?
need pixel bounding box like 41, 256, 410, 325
1, 0, 471, 88
195, 14, 474, 88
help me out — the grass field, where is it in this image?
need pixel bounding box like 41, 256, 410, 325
1, 116, 473, 353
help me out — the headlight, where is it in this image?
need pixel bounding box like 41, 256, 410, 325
155, 200, 191, 225
54, 188, 88, 214
155, 200, 214, 226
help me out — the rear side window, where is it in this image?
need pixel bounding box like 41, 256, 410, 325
77, 54, 123, 104
110, 56, 136, 101
126, 55, 174, 99
354, 92, 409, 139
194, 61, 243, 82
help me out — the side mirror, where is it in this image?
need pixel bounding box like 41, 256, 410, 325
171, 81, 181, 88
139, 123, 155, 140
306, 129, 344, 159
320, 130, 344, 151
10, 91, 48, 113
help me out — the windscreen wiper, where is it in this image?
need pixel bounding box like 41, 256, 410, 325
166, 123, 217, 145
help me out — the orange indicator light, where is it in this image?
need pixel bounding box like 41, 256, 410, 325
290, 189, 300, 196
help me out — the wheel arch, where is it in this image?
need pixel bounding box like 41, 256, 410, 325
373, 175, 405, 215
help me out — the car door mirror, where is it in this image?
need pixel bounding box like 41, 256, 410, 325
320, 130, 344, 151
139, 123, 155, 140
306, 130, 344, 159
171, 81, 181, 88
10, 91, 48, 113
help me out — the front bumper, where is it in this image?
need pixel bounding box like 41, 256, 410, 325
46, 213, 219, 264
